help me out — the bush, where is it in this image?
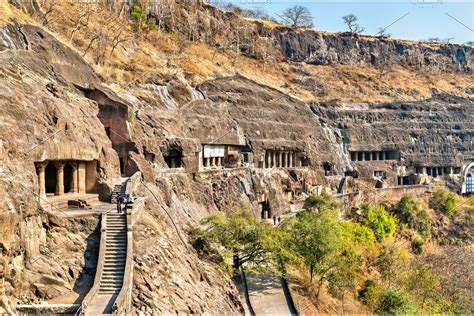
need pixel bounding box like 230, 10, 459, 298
305, 191, 339, 211
361, 204, 397, 241
430, 187, 456, 217
359, 279, 380, 307
395, 195, 431, 237
411, 238, 424, 255
376, 288, 418, 314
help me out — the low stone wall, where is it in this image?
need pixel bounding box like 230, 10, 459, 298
16, 304, 80, 314
112, 196, 145, 315
80, 213, 107, 313
335, 185, 430, 209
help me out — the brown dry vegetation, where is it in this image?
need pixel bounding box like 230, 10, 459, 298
3, 1, 472, 104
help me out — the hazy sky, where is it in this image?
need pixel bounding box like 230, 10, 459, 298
225, 0, 473, 44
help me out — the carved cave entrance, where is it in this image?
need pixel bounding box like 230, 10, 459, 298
164, 148, 183, 168
260, 200, 271, 219
44, 163, 57, 194
36, 160, 94, 198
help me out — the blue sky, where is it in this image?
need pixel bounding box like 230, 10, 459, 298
224, 0, 473, 44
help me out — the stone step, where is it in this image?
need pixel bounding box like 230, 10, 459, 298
98, 289, 121, 294
100, 280, 123, 285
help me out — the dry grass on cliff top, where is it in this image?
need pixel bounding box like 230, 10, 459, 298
2, 1, 473, 104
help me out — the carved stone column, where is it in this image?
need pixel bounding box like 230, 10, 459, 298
78, 162, 86, 194
288, 152, 293, 168
70, 162, 78, 193
37, 161, 47, 198
54, 161, 65, 195
271, 151, 276, 168
266, 151, 271, 168
278, 152, 283, 168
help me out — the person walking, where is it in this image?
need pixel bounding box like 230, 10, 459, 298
116, 193, 123, 214
117, 193, 123, 214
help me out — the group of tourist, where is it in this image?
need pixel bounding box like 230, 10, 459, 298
116, 193, 134, 214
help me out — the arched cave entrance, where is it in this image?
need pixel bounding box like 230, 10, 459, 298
466, 170, 473, 194
260, 200, 271, 219
45, 162, 57, 194
164, 148, 183, 168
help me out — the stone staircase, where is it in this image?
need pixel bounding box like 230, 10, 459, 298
82, 211, 128, 315
110, 178, 128, 204
100, 212, 127, 295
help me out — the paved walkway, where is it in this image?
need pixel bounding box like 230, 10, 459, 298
246, 272, 294, 315
85, 294, 117, 315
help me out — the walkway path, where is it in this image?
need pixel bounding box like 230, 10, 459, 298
246, 272, 295, 315
82, 178, 129, 315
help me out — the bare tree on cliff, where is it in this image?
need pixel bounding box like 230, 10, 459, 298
342, 14, 365, 35
279, 5, 314, 28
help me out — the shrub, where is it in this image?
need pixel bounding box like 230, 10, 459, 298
395, 195, 431, 237
411, 238, 424, 255
375, 288, 418, 314
361, 204, 397, 241
359, 279, 380, 307
305, 191, 339, 211
430, 187, 456, 217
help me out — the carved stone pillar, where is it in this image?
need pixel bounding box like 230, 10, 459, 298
278, 152, 283, 168
37, 162, 47, 198
54, 161, 65, 195
70, 162, 78, 194
266, 151, 271, 168
78, 162, 86, 194
288, 152, 293, 168
271, 151, 276, 168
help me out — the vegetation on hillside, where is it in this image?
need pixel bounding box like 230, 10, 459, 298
192, 191, 473, 313
2, 1, 472, 104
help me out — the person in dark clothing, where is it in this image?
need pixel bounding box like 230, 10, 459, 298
116, 194, 123, 214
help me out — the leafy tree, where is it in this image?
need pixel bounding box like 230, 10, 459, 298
342, 14, 365, 34
375, 244, 410, 287
375, 288, 418, 314
304, 191, 339, 212
195, 207, 294, 274
339, 221, 378, 258
279, 5, 314, 28
326, 248, 362, 312
289, 209, 341, 283
430, 187, 456, 217
395, 195, 431, 238
361, 204, 397, 241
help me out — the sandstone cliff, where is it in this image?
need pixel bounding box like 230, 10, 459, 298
0, 2, 473, 313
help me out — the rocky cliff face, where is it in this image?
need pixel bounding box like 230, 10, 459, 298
0, 16, 472, 315
267, 26, 473, 72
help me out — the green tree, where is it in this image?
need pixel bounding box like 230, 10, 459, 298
361, 204, 397, 241
304, 191, 339, 211
195, 207, 294, 274
375, 244, 409, 287
429, 187, 456, 217
289, 209, 342, 284
326, 248, 362, 312
395, 195, 431, 238
375, 288, 418, 314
